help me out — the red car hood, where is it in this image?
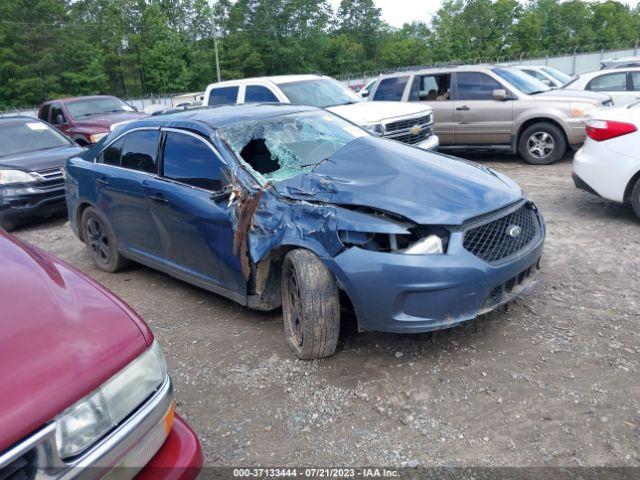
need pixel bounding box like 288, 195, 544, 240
74, 111, 147, 130
0, 232, 152, 450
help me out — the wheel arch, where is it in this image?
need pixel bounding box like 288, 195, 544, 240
75, 201, 97, 242
623, 168, 640, 203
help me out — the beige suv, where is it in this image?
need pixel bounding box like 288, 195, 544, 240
370, 65, 613, 164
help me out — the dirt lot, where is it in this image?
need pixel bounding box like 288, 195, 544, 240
13, 152, 640, 468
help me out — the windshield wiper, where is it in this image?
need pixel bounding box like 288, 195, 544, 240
528, 90, 547, 95
310, 155, 335, 171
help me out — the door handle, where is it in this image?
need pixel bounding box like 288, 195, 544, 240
95, 177, 108, 185
147, 194, 168, 204
456, 105, 470, 111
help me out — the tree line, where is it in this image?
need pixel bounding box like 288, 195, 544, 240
1, 0, 639, 108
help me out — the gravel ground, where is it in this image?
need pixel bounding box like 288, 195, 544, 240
13, 152, 640, 468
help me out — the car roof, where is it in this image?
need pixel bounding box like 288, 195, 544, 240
118, 103, 318, 132
0, 115, 44, 125
206, 74, 322, 89
379, 64, 504, 78
42, 95, 119, 105
579, 66, 640, 78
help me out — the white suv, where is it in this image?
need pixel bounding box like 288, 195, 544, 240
203, 75, 439, 150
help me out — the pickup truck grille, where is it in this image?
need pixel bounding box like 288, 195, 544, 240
33, 167, 65, 188
463, 203, 541, 264
383, 113, 434, 146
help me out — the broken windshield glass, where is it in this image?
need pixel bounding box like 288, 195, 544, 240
218, 110, 367, 183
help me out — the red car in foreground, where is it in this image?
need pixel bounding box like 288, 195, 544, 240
0, 230, 202, 479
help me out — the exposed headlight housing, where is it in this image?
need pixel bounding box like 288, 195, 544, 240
0, 169, 38, 185
339, 227, 449, 255
362, 122, 385, 136
570, 102, 596, 118
89, 132, 109, 143
55, 341, 168, 459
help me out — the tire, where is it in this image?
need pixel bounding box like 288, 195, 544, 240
281, 249, 340, 360
81, 206, 129, 272
631, 179, 640, 220
518, 122, 567, 165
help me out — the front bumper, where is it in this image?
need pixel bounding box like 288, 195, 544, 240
324, 206, 545, 333
416, 134, 440, 151
0, 377, 201, 480
0, 184, 67, 223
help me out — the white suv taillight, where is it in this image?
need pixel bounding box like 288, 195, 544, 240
586, 119, 637, 141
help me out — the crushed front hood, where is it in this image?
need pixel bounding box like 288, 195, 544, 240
273, 136, 522, 225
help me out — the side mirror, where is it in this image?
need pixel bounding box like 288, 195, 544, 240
492, 89, 507, 101
55, 114, 65, 124
360, 90, 370, 98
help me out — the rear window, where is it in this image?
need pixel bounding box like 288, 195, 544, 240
208, 86, 239, 106
372, 76, 409, 101
0, 119, 70, 157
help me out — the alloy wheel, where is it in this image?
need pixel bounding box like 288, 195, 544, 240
527, 131, 555, 160
86, 216, 111, 265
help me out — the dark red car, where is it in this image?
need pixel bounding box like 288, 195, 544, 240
0, 230, 202, 479
38, 95, 147, 146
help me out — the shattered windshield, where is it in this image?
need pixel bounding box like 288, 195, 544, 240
218, 110, 367, 183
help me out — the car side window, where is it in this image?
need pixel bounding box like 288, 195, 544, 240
409, 74, 451, 101
631, 72, 640, 91
456, 72, 503, 101
587, 72, 628, 92
50, 105, 67, 125
162, 132, 225, 191
39, 105, 50, 122
120, 130, 160, 174
208, 86, 239, 106
101, 138, 124, 166
245, 85, 279, 103
372, 76, 409, 101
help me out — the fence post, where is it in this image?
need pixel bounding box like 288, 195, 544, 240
635, 39, 639, 56
571, 47, 578, 75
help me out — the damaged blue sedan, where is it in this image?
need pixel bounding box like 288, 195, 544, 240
66, 104, 545, 359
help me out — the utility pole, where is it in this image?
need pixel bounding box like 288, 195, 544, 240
211, 3, 221, 83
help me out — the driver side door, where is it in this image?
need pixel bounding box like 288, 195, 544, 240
142, 129, 246, 297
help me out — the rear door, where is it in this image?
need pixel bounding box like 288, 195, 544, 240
408, 73, 454, 144
452, 71, 513, 145
142, 129, 245, 297
93, 129, 163, 260
586, 71, 634, 106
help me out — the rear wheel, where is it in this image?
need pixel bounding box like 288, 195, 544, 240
281, 249, 340, 360
518, 122, 567, 165
81, 207, 129, 272
631, 179, 640, 220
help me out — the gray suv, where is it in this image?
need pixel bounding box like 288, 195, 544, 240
370, 65, 612, 164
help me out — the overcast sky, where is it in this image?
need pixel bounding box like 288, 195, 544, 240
327, 0, 640, 28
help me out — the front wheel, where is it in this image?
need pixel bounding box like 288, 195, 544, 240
631, 179, 640, 220
81, 207, 129, 272
518, 122, 567, 165
281, 249, 340, 360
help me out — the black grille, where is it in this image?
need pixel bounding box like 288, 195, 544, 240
34, 167, 65, 188
483, 261, 539, 310
463, 204, 539, 264
385, 114, 432, 133
0, 454, 30, 480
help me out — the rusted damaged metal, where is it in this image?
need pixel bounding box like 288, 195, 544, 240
231, 186, 263, 281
